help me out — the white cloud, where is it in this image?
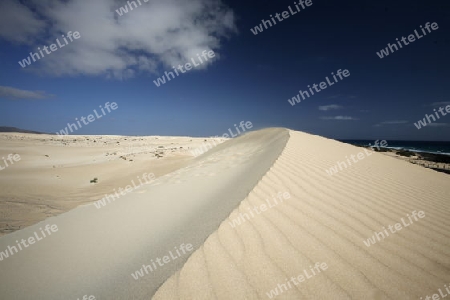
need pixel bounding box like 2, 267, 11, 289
318, 104, 342, 111
0, 0, 236, 79
0, 0, 46, 44
321, 116, 357, 121
0, 86, 52, 100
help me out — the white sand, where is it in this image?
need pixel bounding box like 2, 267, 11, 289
0, 129, 449, 299
0, 129, 288, 299
154, 130, 450, 299
0, 133, 225, 235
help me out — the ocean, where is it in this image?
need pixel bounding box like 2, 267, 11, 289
340, 140, 450, 156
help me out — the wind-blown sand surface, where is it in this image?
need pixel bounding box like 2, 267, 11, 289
0, 129, 449, 299
154, 130, 450, 299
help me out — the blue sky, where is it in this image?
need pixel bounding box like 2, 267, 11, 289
0, 0, 449, 140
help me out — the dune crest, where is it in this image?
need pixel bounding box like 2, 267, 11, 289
154, 130, 450, 299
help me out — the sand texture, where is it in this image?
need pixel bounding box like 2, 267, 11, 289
154, 130, 450, 299
0, 129, 449, 299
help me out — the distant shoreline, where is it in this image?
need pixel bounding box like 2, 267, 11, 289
341, 139, 450, 157
353, 144, 450, 174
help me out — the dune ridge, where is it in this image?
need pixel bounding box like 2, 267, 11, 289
0, 128, 289, 299
153, 130, 450, 299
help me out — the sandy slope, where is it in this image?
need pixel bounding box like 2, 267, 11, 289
0, 128, 288, 299
154, 130, 450, 299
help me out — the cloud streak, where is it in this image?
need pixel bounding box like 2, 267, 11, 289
0, 86, 52, 100
380, 121, 408, 125
318, 104, 343, 111
321, 116, 357, 121
427, 123, 449, 127
373, 120, 409, 127
431, 101, 450, 107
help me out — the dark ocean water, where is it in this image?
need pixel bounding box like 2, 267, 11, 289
340, 140, 450, 156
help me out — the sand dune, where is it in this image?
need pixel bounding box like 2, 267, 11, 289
0, 129, 449, 299
154, 130, 450, 299
0, 129, 288, 299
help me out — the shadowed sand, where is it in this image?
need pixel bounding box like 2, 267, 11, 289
0, 129, 449, 299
